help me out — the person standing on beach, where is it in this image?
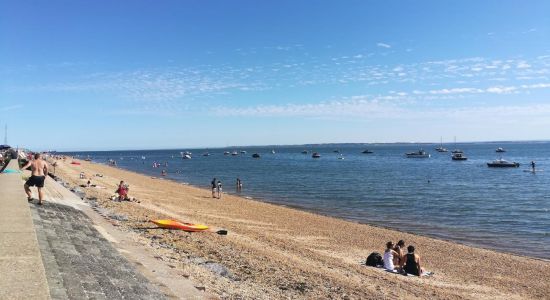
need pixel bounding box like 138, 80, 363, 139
211, 178, 217, 198
217, 180, 223, 199
21, 153, 48, 205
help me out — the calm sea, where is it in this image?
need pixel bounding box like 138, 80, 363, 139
63, 142, 550, 259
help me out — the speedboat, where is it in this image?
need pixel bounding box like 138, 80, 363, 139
452, 153, 467, 161
362, 150, 373, 154
231, 151, 238, 156
406, 149, 430, 158
182, 154, 191, 159
496, 147, 506, 153
252, 153, 260, 158
487, 158, 519, 168
312, 152, 321, 158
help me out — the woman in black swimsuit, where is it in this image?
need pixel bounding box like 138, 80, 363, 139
403, 245, 423, 276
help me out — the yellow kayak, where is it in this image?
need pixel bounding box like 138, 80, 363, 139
151, 219, 209, 232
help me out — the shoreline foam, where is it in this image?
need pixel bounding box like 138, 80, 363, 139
51, 158, 550, 299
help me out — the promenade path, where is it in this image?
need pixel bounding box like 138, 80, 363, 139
2, 159, 202, 299
0, 159, 50, 299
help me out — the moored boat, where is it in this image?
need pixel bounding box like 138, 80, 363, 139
452, 153, 467, 161
312, 152, 321, 158
406, 149, 430, 158
252, 153, 260, 158
487, 158, 519, 168
496, 147, 506, 153
435, 137, 448, 152
301, 150, 308, 154
362, 150, 373, 154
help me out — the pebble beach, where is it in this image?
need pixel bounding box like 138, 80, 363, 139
51, 158, 550, 299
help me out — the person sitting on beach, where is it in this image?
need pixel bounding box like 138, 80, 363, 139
403, 245, 424, 276
116, 180, 128, 201
383, 241, 400, 271
393, 240, 406, 266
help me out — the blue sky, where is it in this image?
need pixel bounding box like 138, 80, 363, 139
1, 0, 550, 150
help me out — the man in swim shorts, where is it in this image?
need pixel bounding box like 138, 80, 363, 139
21, 153, 49, 205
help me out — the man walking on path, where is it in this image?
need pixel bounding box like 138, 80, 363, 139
21, 153, 48, 205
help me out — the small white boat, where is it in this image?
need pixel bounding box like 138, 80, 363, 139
406, 149, 430, 158
496, 147, 506, 153
231, 151, 238, 156
223, 151, 230, 155
182, 154, 191, 159
271, 149, 275, 154
240, 150, 247, 154
435, 137, 448, 152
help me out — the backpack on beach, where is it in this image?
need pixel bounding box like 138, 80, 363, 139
365, 252, 384, 267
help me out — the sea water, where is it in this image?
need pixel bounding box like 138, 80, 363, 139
64, 142, 550, 259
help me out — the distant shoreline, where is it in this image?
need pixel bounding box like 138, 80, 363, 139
52, 139, 550, 153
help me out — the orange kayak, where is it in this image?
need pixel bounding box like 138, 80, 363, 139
151, 219, 209, 232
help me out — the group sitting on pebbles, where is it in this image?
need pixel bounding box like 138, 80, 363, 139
366, 240, 432, 277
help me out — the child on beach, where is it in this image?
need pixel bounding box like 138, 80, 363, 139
116, 180, 129, 201
217, 181, 223, 199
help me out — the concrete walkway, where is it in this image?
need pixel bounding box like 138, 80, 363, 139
0, 159, 50, 299
1, 159, 182, 299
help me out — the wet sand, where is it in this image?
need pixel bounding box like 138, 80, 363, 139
50, 158, 549, 299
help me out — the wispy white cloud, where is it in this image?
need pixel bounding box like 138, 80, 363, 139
0, 104, 23, 112
376, 42, 391, 48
